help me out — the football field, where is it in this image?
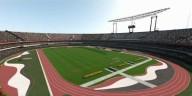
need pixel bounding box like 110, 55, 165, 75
43, 46, 154, 85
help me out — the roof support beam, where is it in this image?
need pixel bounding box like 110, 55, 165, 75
109, 8, 170, 22
108, 8, 170, 38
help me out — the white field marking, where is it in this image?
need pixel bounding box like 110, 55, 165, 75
95, 78, 138, 90
4, 51, 30, 96
36, 50, 53, 96
95, 59, 168, 90
105, 68, 157, 88
103, 67, 156, 89
135, 59, 168, 80
80, 57, 152, 87
95, 72, 156, 90
22, 58, 32, 60
104, 68, 115, 73
127, 62, 133, 66
119, 73, 157, 88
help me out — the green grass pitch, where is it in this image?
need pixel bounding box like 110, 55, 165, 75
43, 46, 152, 85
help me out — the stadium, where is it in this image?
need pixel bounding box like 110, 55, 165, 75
0, 2, 192, 96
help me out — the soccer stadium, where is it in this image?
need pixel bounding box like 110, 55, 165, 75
0, 1, 192, 96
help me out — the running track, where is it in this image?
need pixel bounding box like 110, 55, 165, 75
0, 66, 17, 96
37, 49, 191, 96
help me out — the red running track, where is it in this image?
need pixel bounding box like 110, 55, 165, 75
90, 76, 124, 89
37, 49, 191, 96
0, 65, 18, 96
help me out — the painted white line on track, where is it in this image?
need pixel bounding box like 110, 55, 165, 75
36, 50, 53, 96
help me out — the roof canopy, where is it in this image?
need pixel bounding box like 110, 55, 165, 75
109, 8, 170, 22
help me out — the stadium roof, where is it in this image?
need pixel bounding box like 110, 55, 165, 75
109, 8, 170, 22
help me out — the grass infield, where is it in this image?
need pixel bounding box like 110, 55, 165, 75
43, 46, 149, 85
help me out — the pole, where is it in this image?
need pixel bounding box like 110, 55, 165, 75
113, 22, 115, 33
149, 16, 153, 32
115, 23, 118, 34
154, 16, 158, 31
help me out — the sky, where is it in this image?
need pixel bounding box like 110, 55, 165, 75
0, 0, 191, 33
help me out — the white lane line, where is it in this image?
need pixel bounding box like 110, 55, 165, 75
36, 50, 53, 96
80, 57, 152, 87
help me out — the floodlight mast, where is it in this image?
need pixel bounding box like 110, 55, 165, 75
109, 8, 170, 35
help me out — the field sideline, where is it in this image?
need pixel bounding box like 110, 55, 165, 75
43, 46, 155, 85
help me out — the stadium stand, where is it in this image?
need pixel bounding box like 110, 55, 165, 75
14, 32, 49, 42
0, 28, 192, 45
109, 28, 192, 46
47, 33, 82, 41
0, 28, 192, 71
0, 31, 19, 43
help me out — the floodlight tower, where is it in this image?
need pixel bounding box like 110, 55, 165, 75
109, 8, 170, 38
